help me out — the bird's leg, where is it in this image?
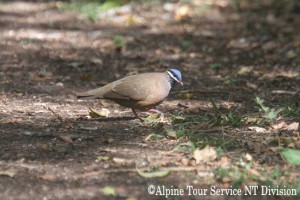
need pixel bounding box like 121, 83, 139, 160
148, 108, 164, 119
131, 108, 144, 122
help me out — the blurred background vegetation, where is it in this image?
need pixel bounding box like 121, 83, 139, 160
56, 0, 300, 22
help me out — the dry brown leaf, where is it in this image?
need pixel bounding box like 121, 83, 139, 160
57, 135, 74, 144
41, 143, 51, 151
145, 113, 161, 120
215, 156, 229, 166
177, 103, 190, 109
90, 57, 103, 65
244, 153, 253, 161
286, 122, 299, 131
0, 169, 17, 177
98, 100, 110, 107
193, 146, 217, 164
32, 77, 54, 81
246, 81, 258, 90
38, 174, 57, 181
272, 122, 288, 130
248, 126, 268, 133
89, 107, 110, 118
238, 66, 254, 75
247, 168, 261, 177
175, 5, 191, 21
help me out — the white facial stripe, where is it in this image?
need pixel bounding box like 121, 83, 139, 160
167, 71, 180, 82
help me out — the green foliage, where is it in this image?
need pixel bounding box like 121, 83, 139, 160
214, 156, 292, 188
62, 0, 125, 22
174, 141, 196, 153
224, 78, 237, 85
170, 111, 239, 152
136, 168, 170, 178
280, 148, 300, 166
100, 186, 116, 196
208, 98, 243, 127
147, 134, 165, 140
113, 34, 126, 48
255, 97, 283, 120
180, 40, 191, 50
209, 63, 221, 70
282, 105, 300, 117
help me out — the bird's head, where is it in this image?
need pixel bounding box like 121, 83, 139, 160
167, 68, 183, 86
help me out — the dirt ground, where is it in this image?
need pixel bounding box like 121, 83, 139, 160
0, 0, 299, 200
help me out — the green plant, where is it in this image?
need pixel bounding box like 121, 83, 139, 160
61, 0, 125, 22
181, 40, 191, 50
113, 34, 126, 49
224, 78, 237, 85
282, 105, 300, 117
255, 97, 283, 120
280, 148, 300, 166
209, 63, 221, 70
174, 141, 196, 153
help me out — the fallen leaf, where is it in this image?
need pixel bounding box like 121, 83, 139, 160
136, 168, 170, 178
38, 174, 57, 181
248, 126, 268, 133
286, 50, 297, 59
280, 148, 300, 166
32, 77, 54, 81
272, 122, 287, 130
98, 100, 109, 106
247, 168, 261, 177
0, 169, 17, 177
90, 57, 103, 65
89, 107, 110, 118
80, 74, 92, 81
246, 81, 258, 90
57, 135, 74, 144
214, 156, 229, 166
144, 134, 165, 141
286, 122, 299, 131
237, 66, 253, 75
113, 157, 134, 164
96, 156, 113, 162
145, 113, 161, 120
175, 5, 191, 21
193, 146, 217, 164
41, 143, 51, 151
100, 186, 116, 196
177, 103, 190, 109
244, 153, 253, 161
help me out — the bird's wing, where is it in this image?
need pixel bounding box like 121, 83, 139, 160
106, 73, 162, 101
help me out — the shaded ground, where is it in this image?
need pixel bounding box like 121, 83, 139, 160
0, 0, 299, 199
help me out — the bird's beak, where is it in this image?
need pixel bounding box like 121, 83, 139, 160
178, 80, 183, 86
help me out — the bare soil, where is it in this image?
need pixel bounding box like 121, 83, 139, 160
0, 1, 299, 200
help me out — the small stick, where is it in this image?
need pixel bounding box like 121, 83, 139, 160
44, 106, 63, 121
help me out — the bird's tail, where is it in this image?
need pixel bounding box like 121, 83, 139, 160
77, 87, 107, 99
77, 93, 95, 99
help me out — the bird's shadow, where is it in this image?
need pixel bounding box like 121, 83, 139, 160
77, 116, 136, 122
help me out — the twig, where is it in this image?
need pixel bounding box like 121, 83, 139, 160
44, 106, 63, 121
271, 90, 297, 95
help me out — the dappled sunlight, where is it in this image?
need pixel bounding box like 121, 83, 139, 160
0, 0, 299, 199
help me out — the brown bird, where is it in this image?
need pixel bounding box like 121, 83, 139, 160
77, 69, 183, 121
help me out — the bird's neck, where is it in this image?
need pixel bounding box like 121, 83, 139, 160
167, 73, 176, 88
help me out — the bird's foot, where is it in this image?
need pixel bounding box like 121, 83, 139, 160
147, 109, 163, 114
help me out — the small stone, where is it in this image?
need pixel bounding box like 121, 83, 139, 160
56, 82, 64, 87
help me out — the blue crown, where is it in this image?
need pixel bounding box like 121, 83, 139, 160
168, 69, 182, 81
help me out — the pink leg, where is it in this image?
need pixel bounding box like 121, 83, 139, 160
148, 109, 163, 114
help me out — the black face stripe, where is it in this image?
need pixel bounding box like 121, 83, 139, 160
167, 71, 179, 82
168, 70, 180, 81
